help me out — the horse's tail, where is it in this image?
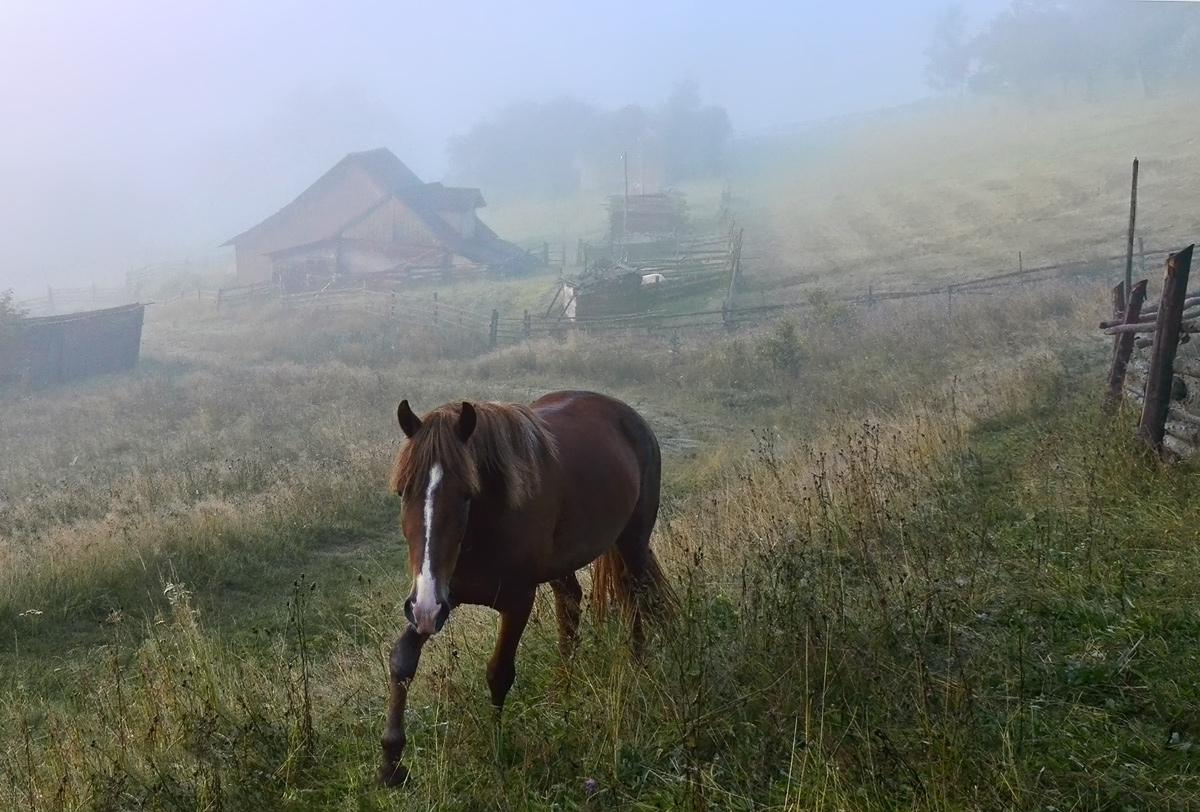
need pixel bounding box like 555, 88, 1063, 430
591, 544, 677, 624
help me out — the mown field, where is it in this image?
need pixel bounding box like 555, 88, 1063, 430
4, 93, 1200, 810
485, 91, 1200, 300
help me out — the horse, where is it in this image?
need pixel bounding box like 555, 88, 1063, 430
378, 390, 675, 786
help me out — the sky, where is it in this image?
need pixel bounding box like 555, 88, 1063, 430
0, 0, 1010, 293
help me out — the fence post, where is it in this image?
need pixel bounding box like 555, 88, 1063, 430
1139, 244, 1194, 454
722, 228, 742, 331
1103, 278, 1147, 414
523, 310, 531, 339
490, 309, 499, 347
433, 292, 439, 328
1125, 157, 1139, 299
542, 242, 550, 266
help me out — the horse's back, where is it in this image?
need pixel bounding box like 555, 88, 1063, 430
530, 391, 660, 573
531, 390, 658, 472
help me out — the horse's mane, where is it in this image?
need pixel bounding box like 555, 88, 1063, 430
389, 401, 558, 509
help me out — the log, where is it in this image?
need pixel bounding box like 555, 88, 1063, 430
1174, 359, 1200, 378
1163, 433, 1196, 460
1165, 419, 1200, 441
1135, 332, 1190, 350
1123, 385, 1200, 425
1103, 318, 1199, 336
1140, 245, 1195, 453
1100, 305, 1200, 329
1131, 294, 1200, 319
1105, 280, 1149, 413
1171, 405, 1200, 425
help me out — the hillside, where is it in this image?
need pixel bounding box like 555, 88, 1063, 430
2, 93, 1200, 810
483, 91, 1200, 300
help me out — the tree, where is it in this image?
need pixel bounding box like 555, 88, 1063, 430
446, 97, 604, 196
654, 79, 733, 183
960, 0, 1200, 101
446, 83, 732, 196
0, 289, 26, 382
924, 4, 970, 94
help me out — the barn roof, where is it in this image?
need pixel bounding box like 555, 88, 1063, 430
220, 148, 485, 248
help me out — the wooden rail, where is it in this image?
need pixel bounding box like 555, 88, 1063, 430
1102, 245, 1200, 460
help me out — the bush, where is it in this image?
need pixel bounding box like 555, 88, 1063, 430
0, 289, 25, 382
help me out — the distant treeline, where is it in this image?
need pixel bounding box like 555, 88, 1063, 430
447, 80, 732, 196
927, 0, 1200, 100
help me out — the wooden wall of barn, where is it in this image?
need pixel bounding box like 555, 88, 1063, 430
234, 167, 396, 282
341, 198, 440, 245
1, 304, 145, 387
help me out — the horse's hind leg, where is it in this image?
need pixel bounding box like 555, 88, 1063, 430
550, 573, 583, 660
379, 625, 428, 787
612, 511, 658, 655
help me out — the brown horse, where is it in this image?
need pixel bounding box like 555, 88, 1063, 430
377, 390, 675, 786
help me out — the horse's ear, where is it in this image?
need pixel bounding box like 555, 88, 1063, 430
457, 401, 477, 443
397, 400, 422, 438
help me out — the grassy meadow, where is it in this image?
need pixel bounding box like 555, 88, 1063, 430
484, 92, 1200, 301
4, 94, 1200, 810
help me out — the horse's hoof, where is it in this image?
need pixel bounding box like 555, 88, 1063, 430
377, 762, 410, 787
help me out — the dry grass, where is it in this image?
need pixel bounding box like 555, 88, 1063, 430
4, 92, 1200, 809
736, 91, 1200, 294
481, 89, 1200, 304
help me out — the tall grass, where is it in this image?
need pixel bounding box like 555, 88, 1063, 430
6, 278, 1198, 809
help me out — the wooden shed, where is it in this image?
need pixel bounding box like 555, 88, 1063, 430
222, 148, 531, 289
0, 303, 145, 387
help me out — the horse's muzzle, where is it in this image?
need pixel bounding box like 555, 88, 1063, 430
404, 596, 450, 635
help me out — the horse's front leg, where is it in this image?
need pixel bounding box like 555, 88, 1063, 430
487, 589, 535, 764
378, 625, 428, 787
487, 589, 536, 710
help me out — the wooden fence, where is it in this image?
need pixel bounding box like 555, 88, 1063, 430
1101, 244, 1198, 460
523, 242, 567, 269
169, 238, 1138, 353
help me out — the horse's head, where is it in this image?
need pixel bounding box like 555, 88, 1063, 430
393, 399, 478, 636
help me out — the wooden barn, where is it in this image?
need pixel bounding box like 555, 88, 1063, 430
222, 148, 532, 289
0, 304, 145, 388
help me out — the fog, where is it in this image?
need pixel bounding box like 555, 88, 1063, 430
0, 0, 1009, 295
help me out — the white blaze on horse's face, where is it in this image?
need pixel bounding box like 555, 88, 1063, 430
412, 462, 442, 631
403, 462, 462, 636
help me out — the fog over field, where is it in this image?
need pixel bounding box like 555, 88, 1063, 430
0, 0, 1011, 294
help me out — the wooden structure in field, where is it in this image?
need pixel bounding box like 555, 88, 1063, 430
606, 193, 687, 248
1102, 244, 1199, 460
222, 148, 532, 290
556, 226, 742, 321
560, 190, 739, 320
0, 303, 145, 388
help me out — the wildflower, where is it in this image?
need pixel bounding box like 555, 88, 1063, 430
584, 777, 597, 795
